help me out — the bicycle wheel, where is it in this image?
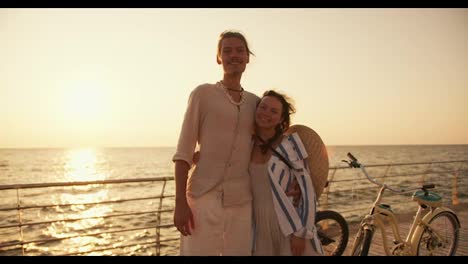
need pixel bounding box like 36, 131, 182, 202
316, 210, 349, 256
416, 211, 460, 256
351, 228, 373, 256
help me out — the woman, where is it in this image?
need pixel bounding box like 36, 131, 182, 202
250, 90, 323, 256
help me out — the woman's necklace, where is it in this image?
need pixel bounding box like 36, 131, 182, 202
255, 133, 284, 154
218, 81, 245, 106
255, 135, 271, 154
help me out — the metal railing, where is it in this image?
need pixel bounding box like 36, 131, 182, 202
0, 159, 467, 256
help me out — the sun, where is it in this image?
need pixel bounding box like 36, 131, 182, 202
63, 80, 107, 122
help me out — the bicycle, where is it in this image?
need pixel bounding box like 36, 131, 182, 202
343, 152, 461, 256
316, 209, 349, 256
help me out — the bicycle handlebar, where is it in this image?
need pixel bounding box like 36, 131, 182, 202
344, 152, 434, 194
342, 152, 361, 168
347, 152, 358, 162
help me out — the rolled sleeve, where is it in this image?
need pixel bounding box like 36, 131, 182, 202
172, 88, 202, 167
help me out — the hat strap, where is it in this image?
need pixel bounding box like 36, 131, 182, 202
270, 147, 293, 170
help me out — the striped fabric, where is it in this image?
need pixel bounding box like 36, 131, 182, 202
268, 133, 323, 254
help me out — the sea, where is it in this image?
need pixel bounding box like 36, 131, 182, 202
0, 145, 467, 255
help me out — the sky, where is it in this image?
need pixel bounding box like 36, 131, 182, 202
1, 8, 467, 148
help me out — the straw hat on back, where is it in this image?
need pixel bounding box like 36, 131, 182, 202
286, 124, 329, 199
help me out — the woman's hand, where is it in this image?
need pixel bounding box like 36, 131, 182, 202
290, 235, 306, 256
285, 178, 301, 207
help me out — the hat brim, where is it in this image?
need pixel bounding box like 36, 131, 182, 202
286, 124, 329, 199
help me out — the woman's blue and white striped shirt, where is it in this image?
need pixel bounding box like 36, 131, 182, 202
268, 132, 320, 242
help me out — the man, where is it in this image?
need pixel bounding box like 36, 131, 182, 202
172, 30, 259, 256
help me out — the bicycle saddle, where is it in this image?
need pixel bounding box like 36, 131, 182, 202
412, 190, 442, 208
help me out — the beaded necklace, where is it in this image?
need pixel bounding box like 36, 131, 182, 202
218, 81, 245, 106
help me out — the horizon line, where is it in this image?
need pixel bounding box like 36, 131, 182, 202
1, 143, 468, 150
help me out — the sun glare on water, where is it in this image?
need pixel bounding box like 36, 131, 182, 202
64, 148, 105, 182
41, 148, 114, 255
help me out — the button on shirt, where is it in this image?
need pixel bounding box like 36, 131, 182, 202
173, 82, 259, 207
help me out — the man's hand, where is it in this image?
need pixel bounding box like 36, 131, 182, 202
286, 178, 301, 207
173, 200, 195, 236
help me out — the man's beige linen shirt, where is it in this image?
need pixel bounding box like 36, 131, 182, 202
173, 82, 259, 207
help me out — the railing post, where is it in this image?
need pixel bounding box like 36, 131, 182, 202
451, 162, 464, 206
321, 168, 337, 210
155, 179, 167, 256
421, 162, 433, 185
15, 188, 25, 256
381, 163, 392, 183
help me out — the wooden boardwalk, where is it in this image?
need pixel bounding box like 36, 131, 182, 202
342, 202, 468, 256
